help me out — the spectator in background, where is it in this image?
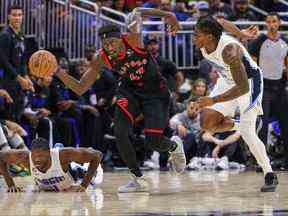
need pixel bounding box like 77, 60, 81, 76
126, 0, 145, 11
160, 0, 172, 12
143, 0, 161, 8
208, 0, 233, 19
248, 12, 288, 165
0, 5, 34, 121
229, 0, 257, 22
146, 38, 183, 94
202, 131, 245, 166
173, 0, 191, 21
102, 0, 113, 8
197, 1, 210, 18
169, 98, 205, 163
113, 0, 127, 13
185, 78, 209, 104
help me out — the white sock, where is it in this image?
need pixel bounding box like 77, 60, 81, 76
240, 111, 272, 176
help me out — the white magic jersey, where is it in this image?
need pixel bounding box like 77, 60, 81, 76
29, 148, 74, 191
201, 33, 259, 85
201, 33, 264, 116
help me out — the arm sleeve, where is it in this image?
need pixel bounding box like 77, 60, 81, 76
0, 34, 18, 79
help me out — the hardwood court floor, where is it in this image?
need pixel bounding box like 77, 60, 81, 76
0, 170, 288, 216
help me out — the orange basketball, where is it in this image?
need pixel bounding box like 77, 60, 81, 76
29, 50, 58, 78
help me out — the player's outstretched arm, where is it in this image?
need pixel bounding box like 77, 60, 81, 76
198, 43, 249, 107
217, 18, 258, 40
60, 148, 102, 191
127, 7, 180, 47
0, 150, 29, 192
56, 53, 104, 96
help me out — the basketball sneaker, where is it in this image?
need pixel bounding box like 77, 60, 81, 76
118, 174, 150, 193
168, 136, 186, 174
261, 172, 278, 192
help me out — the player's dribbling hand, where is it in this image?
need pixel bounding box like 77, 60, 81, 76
197, 97, 215, 108
7, 186, 24, 193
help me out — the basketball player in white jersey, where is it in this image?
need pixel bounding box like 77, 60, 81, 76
193, 16, 278, 192
0, 137, 102, 192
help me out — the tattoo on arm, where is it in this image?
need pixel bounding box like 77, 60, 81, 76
56, 53, 104, 96
212, 43, 249, 103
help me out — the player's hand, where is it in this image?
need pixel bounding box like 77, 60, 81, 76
240, 25, 258, 40
0, 89, 13, 103
25, 76, 35, 93
7, 186, 24, 193
177, 125, 188, 138
5, 120, 27, 136
17, 75, 30, 90
197, 97, 215, 108
165, 13, 180, 36
67, 185, 86, 192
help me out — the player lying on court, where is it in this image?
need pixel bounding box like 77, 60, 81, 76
194, 16, 278, 192
0, 138, 102, 192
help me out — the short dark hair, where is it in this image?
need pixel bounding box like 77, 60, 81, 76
196, 16, 223, 41
8, 4, 23, 14
98, 25, 121, 40
31, 138, 50, 150
266, 12, 281, 21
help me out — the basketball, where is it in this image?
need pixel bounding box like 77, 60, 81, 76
28, 50, 58, 78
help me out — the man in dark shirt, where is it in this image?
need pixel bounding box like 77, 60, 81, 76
146, 38, 182, 94
207, 0, 233, 19
0, 5, 34, 121
229, 0, 257, 22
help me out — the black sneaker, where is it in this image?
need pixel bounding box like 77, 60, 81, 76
260, 172, 278, 192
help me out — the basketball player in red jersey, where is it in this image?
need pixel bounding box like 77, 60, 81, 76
56, 8, 187, 193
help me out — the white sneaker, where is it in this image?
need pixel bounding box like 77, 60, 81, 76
118, 174, 150, 193
187, 157, 201, 170
216, 156, 229, 170
168, 136, 186, 174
